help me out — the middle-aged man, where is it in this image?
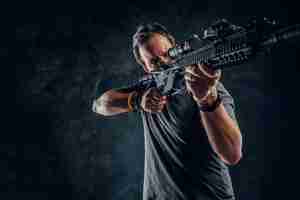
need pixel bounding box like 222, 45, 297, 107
93, 23, 243, 200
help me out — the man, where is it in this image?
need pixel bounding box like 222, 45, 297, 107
93, 23, 242, 200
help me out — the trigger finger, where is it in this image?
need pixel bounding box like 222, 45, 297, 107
198, 64, 221, 79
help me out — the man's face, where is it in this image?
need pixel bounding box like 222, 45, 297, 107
139, 33, 174, 72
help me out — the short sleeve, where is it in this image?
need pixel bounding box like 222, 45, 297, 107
216, 82, 238, 123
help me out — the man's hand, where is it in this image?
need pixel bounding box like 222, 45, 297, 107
184, 64, 221, 104
141, 88, 167, 113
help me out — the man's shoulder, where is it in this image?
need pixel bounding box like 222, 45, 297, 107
216, 81, 227, 92
216, 82, 234, 101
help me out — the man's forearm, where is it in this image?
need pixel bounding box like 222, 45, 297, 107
93, 90, 132, 116
200, 103, 242, 165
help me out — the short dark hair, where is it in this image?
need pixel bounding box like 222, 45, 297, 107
132, 22, 176, 67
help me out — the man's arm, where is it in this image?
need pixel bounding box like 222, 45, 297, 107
92, 89, 133, 116
199, 85, 242, 165
184, 64, 242, 165
92, 83, 167, 116
92, 78, 146, 116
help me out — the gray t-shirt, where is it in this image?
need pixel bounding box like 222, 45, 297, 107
107, 76, 238, 200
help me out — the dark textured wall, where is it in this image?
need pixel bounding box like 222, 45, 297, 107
13, 0, 300, 200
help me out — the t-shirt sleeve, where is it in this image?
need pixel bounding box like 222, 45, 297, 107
216, 82, 238, 123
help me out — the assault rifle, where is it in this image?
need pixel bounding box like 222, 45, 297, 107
144, 17, 300, 97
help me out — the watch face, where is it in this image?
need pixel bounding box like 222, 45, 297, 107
199, 94, 222, 112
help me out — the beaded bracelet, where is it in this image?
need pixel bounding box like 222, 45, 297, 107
127, 92, 135, 112
128, 91, 143, 112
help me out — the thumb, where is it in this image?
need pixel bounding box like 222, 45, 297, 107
199, 64, 221, 79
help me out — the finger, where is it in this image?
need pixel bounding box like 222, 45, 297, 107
185, 81, 195, 94
185, 80, 209, 92
144, 90, 160, 102
186, 63, 221, 78
156, 103, 165, 111
198, 64, 222, 79
187, 81, 210, 91
149, 94, 167, 103
150, 89, 163, 100
184, 71, 205, 82
149, 97, 162, 104
151, 95, 161, 101
158, 99, 167, 106
161, 95, 168, 101
188, 69, 219, 85
199, 63, 216, 75
184, 80, 193, 96
185, 82, 210, 101
149, 98, 166, 104
186, 66, 219, 81
185, 65, 203, 78
148, 104, 164, 112
185, 83, 201, 99
158, 95, 168, 102
185, 78, 212, 94
147, 98, 166, 107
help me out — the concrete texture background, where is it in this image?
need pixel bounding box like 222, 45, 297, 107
12, 0, 300, 199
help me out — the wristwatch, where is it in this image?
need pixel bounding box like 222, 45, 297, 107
198, 95, 222, 112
